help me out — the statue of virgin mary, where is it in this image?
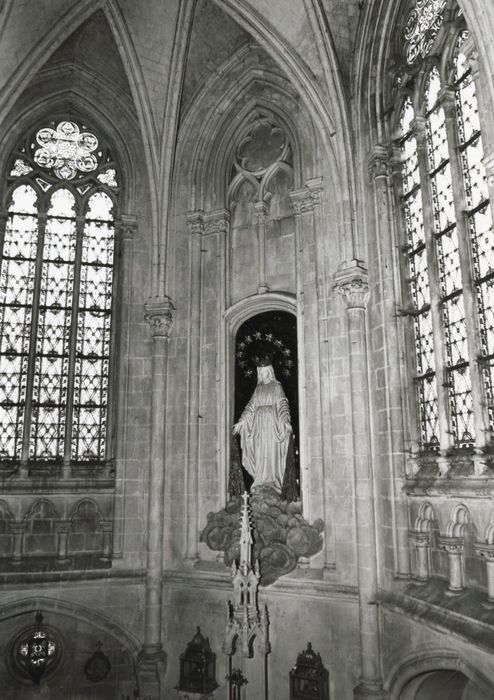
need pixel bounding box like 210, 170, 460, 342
233, 360, 292, 492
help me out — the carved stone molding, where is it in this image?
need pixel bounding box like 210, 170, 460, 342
144, 297, 175, 338
333, 259, 369, 309
204, 209, 230, 237
474, 541, 494, 562
116, 214, 138, 242
289, 184, 322, 215
409, 529, 431, 547
437, 535, 464, 555
368, 145, 389, 179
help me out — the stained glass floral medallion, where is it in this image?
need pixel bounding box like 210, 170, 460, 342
33, 121, 99, 180
404, 0, 446, 65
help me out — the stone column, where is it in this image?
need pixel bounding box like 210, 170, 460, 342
474, 542, 494, 607
137, 296, 174, 699
113, 215, 137, 558
409, 530, 431, 583
184, 211, 203, 564
333, 260, 386, 700
254, 201, 269, 294
54, 520, 71, 563
290, 181, 331, 566
10, 520, 27, 564
100, 519, 113, 563
438, 536, 465, 594
369, 146, 410, 578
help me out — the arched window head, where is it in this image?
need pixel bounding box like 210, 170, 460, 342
0, 119, 119, 467
395, 4, 494, 458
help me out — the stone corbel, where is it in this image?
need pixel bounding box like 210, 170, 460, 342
333, 259, 370, 309
368, 144, 389, 180
144, 297, 175, 338
116, 213, 138, 243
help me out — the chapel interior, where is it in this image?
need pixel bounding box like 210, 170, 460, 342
0, 0, 494, 698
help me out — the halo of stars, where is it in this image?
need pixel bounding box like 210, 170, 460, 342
236, 330, 294, 378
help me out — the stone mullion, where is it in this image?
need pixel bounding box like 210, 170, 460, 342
441, 88, 488, 470
254, 201, 269, 294
414, 118, 451, 469
20, 213, 47, 473
334, 261, 385, 700
184, 211, 203, 564
112, 215, 136, 558
62, 216, 85, 476
369, 145, 411, 578
137, 297, 174, 698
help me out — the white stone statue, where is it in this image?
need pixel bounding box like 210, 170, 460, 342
233, 363, 292, 492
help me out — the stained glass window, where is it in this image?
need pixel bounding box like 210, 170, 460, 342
400, 98, 439, 449
0, 120, 118, 467
397, 14, 494, 455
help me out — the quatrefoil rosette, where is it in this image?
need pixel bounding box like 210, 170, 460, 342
235, 120, 289, 177
34, 121, 99, 180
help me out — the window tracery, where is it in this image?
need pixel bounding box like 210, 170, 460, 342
0, 119, 118, 468
396, 6, 494, 461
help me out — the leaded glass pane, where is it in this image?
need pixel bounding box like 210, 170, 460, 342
72, 192, 114, 462
448, 365, 474, 446
408, 246, 430, 309
400, 98, 439, 449
436, 228, 462, 298
426, 68, 442, 114
404, 189, 425, 249
0, 186, 38, 460
416, 375, 440, 448
30, 189, 76, 461
414, 311, 435, 376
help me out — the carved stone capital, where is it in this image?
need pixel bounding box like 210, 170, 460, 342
368, 145, 389, 179
289, 187, 322, 215
54, 520, 71, 535
474, 542, 494, 562
9, 520, 27, 535
99, 519, 113, 533
204, 209, 230, 237
144, 296, 175, 338
116, 214, 138, 242
333, 259, 369, 309
186, 210, 204, 237
438, 86, 456, 112
254, 200, 269, 221
411, 116, 427, 138
437, 535, 464, 555
409, 529, 431, 547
